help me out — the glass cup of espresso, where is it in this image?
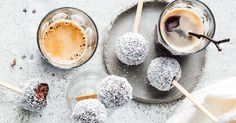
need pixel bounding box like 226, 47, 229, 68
37, 7, 98, 69
157, 0, 215, 55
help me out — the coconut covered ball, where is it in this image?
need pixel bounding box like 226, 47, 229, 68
71, 99, 107, 123
20, 80, 49, 112
147, 57, 181, 91
97, 75, 133, 108
115, 32, 149, 66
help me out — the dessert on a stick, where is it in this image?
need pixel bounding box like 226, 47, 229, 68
115, 0, 149, 66
147, 57, 219, 122
70, 75, 133, 123
0, 80, 49, 112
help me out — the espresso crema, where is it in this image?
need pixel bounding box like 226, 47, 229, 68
40, 20, 87, 65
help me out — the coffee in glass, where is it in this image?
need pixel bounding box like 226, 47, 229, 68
158, 0, 216, 55
37, 7, 98, 69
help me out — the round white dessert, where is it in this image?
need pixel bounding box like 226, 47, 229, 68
71, 99, 107, 123
147, 57, 181, 91
97, 75, 133, 108
20, 80, 49, 112
115, 32, 149, 65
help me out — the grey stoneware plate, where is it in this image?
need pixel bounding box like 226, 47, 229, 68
103, 0, 206, 103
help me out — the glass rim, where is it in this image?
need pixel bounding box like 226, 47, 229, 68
65, 69, 108, 110
37, 7, 99, 69
158, 0, 216, 55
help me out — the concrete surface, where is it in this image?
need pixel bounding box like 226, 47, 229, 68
0, 0, 235, 123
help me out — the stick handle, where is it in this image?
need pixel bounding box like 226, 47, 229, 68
0, 81, 23, 94
75, 93, 97, 102
172, 80, 219, 123
133, 0, 144, 32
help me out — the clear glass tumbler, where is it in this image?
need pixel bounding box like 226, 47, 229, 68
157, 0, 216, 55
66, 70, 108, 110
37, 7, 98, 69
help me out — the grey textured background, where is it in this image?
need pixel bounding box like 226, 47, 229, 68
0, 0, 235, 123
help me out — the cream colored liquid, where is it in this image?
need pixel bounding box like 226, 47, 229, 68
160, 8, 204, 52
40, 20, 87, 64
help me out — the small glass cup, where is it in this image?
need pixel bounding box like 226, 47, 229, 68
157, 0, 216, 55
37, 7, 98, 69
66, 70, 108, 110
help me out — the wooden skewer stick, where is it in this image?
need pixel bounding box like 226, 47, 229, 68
75, 93, 97, 102
172, 80, 219, 123
0, 81, 23, 94
133, 0, 144, 32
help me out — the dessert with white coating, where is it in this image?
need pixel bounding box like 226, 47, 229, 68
71, 99, 107, 123
97, 75, 133, 108
115, 32, 149, 66
147, 57, 181, 91
20, 80, 49, 112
